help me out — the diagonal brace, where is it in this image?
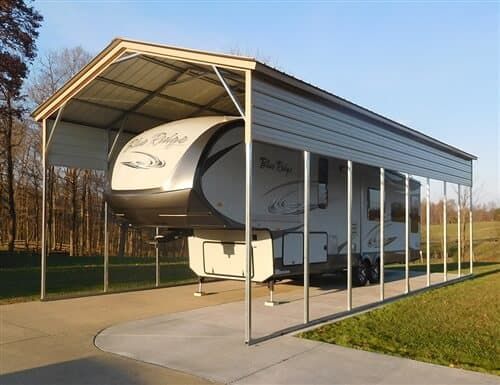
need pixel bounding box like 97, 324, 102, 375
212, 65, 245, 119
45, 103, 66, 154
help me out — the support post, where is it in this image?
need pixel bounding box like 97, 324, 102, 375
469, 186, 473, 274
244, 70, 253, 345
347, 160, 353, 311
379, 168, 385, 301
244, 141, 252, 343
41, 119, 47, 300
303, 151, 310, 323
405, 173, 410, 294
443, 181, 447, 282
104, 202, 109, 292
457, 185, 461, 277
155, 226, 160, 287
426, 178, 431, 287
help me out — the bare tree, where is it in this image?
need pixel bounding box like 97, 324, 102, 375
26, 47, 92, 253
0, 0, 42, 251
27, 46, 92, 106
454, 183, 482, 263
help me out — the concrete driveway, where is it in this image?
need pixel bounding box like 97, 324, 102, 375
94, 271, 499, 385
1, 280, 283, 385
2, 271, 498, 385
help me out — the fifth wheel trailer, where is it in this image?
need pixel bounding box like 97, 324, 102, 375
107, 115, 421, 286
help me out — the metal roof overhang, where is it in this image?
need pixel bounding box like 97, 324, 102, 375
33, 38, 475, 185
33, 38, 254, 170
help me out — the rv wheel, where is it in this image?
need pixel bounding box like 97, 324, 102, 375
368, 259, 380, 284
352, 261, 368, 287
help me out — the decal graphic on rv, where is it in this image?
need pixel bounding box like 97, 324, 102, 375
126, 132, 188, 149
366, 224, 397, 249
265, 181, 320, 215
121, 151, 166, 169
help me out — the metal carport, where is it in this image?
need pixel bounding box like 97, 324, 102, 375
33, 38, 476, 345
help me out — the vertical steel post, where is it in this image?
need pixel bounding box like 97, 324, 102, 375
155, 226, 160, 287
426, 178, 431, 287
443, 181, 447, 282
457, 185, 461, 278
405, 173, 410, 294
104, 124, 110, 293
347, 160, 353, 311
379, 168, 385, 302
41, 119, 47, 300
469, 186, 473, 274
244, 142, 252, 343
244, 70, 253, 344
303, 151, 310, 323
104, 202, 109, 292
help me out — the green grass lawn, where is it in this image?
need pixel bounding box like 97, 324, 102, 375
422, 221, 499, 261
300, 264, 500, 375
0, 252, 196, 303
423, 221, 500, 243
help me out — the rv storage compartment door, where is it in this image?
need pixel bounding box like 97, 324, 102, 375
188, 229, 274, 282
283, 233, 303, 266
310, 233, 328, 263
283, 232, 328, 266
203, 242, 246, 278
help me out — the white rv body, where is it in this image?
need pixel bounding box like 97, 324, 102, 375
108, 116, 421, 283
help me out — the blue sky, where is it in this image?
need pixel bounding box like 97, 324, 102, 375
34, 1, 499, 204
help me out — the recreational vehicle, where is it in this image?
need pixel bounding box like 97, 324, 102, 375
107, 115, 421, 286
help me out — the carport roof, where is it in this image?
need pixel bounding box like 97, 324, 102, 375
32, 37, 476, 161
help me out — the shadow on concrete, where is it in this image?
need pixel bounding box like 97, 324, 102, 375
0, 356, 149, 385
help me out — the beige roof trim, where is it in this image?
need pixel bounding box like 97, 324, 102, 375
32, 38, 256, 122
120, 38, 256, 70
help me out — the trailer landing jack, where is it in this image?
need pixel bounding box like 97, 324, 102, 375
264, 280, 280, 307
194, 277, 206, 297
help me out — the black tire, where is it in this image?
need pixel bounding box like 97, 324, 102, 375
352, 260, 368, 287
368, 259, 380, 284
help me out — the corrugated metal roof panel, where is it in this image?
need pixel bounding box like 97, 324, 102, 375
123, 113, 163, 133
76, 80, 145, 111
136, 96, 198, 121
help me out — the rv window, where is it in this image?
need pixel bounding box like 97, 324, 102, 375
367, 188, 380, 221
317, 158, 328, 209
